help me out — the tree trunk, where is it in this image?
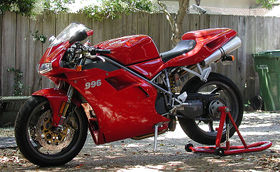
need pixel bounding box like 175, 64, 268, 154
158, 0, 189, 46
173, 0, 189, 45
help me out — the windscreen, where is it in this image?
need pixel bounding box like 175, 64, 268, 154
49, 23, 89, 47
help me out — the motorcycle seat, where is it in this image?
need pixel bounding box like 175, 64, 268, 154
160, 40, 196, 62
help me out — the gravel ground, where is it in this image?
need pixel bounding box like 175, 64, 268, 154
1, 111, 280, 171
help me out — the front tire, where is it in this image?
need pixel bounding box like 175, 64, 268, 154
178, 72, 243, 145
15, 96, 88, 166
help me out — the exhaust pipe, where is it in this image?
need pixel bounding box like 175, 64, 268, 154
203, 36, 241, 66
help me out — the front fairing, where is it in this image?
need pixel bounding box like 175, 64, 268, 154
38, 23, 92, 76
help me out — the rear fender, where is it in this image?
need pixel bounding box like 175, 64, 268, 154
32, 88, 81, 126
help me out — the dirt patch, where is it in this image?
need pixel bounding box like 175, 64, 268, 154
0, 128, 14, 137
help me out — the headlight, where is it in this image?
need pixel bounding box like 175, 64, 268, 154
39, 63, 53, 74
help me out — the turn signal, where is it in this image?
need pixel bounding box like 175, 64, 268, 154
230, 55, 235, 61
76, 65, 82, 71
222, 55, 235, 62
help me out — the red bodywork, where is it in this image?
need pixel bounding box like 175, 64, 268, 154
66, 68, 169, 144
37, 27, 237, 145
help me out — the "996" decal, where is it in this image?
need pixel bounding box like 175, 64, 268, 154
85, 80, 101, 89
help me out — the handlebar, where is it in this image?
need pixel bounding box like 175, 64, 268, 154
63, 43, 111, 68
89, 47, 111, 55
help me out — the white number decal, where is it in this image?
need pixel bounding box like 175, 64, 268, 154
97, 80, 101, 86
85, 80, 101, 89
85, 82, 91, 89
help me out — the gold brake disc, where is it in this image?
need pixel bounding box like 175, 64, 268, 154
41, 117, 68, 145
35, 111, 75, 151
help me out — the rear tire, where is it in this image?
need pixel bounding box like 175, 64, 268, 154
15, 96, 88, 166
178, 73, 243, 145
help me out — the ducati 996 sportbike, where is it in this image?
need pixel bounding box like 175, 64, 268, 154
15, 23, 243, 166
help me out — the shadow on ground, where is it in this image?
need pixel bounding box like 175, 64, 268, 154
1, 111, 280, 171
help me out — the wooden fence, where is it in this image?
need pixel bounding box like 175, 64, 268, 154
1, 12, 280, 102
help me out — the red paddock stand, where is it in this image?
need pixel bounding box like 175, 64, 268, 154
185, 106, 272, 156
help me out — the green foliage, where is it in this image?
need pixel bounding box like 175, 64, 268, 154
31, 30, 47, 43
7, 68, 24, 96
256, 0, 276, 9
0, 0, 37, 16
0, 0, 154, 20
0, 0, 73, 16
80, 0, 154, 21
43, 0, 74, 13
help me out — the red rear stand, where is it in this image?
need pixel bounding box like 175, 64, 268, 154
185, 106, 272, 156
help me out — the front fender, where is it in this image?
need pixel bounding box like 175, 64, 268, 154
32, 88, 81, 126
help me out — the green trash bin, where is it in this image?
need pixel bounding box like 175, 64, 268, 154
253, 50, 280, 111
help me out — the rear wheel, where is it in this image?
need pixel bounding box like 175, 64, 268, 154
15, 96, 88, 166
178, 72, 243, 145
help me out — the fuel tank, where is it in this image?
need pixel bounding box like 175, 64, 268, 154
95, 35, 160, 65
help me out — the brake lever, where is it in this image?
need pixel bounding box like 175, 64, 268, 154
87, 54, 106, 62
96, 55, 106, 62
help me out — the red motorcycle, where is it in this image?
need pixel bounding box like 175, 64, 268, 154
15, 23, 243, 166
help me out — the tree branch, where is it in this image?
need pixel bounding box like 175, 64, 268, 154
157, 0, 179, 46
157, 0, 175, 32
157, 0, 189, 46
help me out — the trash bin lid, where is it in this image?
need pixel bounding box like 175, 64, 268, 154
253, 50, 280, 59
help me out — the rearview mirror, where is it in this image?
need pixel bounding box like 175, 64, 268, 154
49, 35, 56, 43
69, 30, 88, 44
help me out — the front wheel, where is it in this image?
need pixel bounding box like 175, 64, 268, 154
178, 72, 243, 145
15, 96, 88, 166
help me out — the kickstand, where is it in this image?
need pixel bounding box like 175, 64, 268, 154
154, 123, 159, 152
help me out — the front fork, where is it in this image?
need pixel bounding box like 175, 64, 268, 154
57, 86, 74, 128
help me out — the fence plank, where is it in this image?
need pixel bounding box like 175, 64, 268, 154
0, 14, 2, 96
16, 15, 29, 95
56, 13, 69, 36
92, 19, 103, 45
230, 15, 240, 85
137, 13, 149, 35
28, 15, 44, 94
1, 12, 17, 96
237, 16, 247, 97
274, 17, 280, 49
159, 13, 171, 52
41, 13, 56, 89
245, 16, 258, 99
199, 14, 210, 30
103, 18, 114, 41
255, 16, 265, 52
111, 16, 123, 39
148, 13, 160, 50
182, 13, 190, 33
